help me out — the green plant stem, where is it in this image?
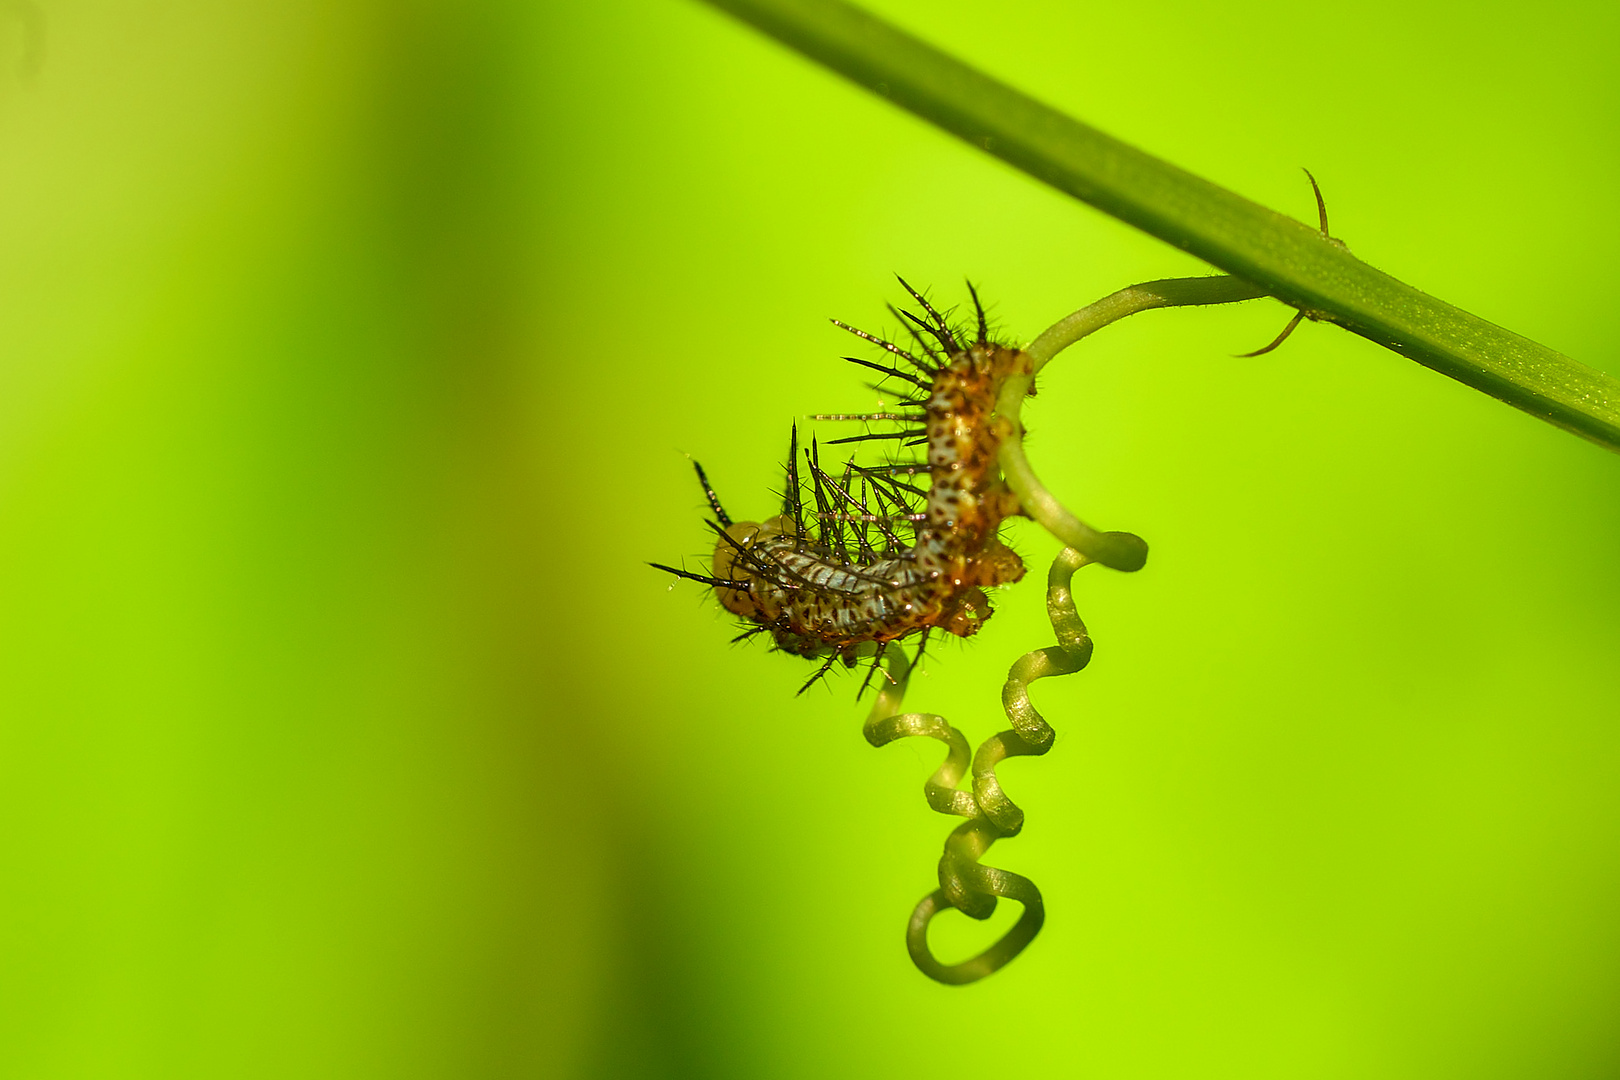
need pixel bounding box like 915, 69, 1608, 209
696, 0, 1620, 454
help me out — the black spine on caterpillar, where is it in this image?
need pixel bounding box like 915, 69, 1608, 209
653, 280, 1030, 693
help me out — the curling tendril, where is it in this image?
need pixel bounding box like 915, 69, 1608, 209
864, 546, 1094, 984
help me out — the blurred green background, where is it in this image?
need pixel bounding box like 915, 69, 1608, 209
0, 1, 1616, 1077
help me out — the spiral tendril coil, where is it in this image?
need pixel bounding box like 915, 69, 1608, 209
863, 546, 1094, 984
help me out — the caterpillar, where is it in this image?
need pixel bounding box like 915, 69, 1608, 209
653, 280, 1031, 693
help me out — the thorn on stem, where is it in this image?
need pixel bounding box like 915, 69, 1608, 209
1237, 169, 1343, 357
1234, 309, 1307, 358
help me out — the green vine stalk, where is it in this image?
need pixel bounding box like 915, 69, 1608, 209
695, 0, 1620, 454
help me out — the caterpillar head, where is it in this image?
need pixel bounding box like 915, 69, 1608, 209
711, 515, 793, 622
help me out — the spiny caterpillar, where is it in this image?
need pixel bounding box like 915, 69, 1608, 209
651, 265, 1305, 984
653, 280, 1031, 693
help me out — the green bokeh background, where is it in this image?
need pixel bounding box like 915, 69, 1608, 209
1, 1, 1616, 1077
